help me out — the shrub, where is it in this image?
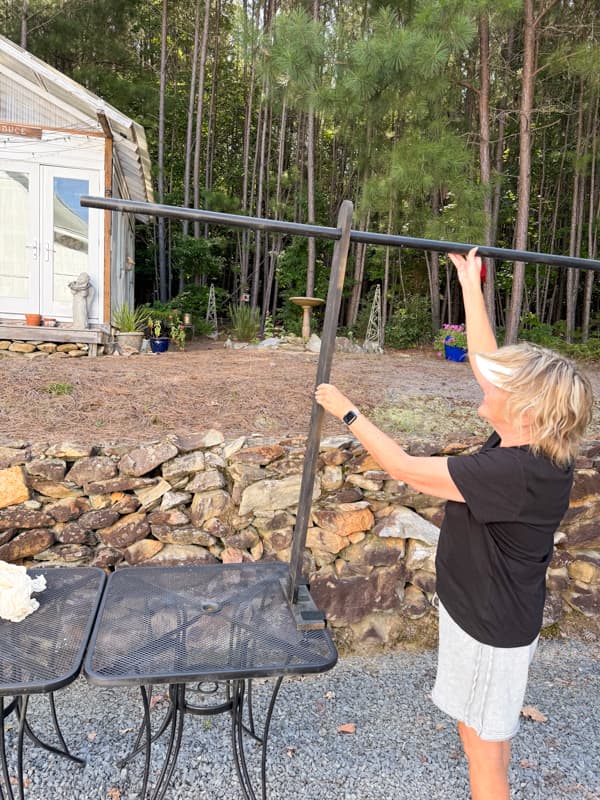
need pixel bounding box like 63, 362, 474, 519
385, 294, 432, 349
229, 304, 261, 341
112, 303, 150, 332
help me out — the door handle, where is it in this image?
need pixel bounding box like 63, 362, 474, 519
25, 242, 39, 259
45, 242, 56, 261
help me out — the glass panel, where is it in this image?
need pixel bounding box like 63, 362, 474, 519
52, 177, 89, 303
0, 170, 30, 299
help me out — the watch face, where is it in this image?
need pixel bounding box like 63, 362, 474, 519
343, 410, 358, 426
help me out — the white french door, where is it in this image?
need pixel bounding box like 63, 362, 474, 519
0, 161, 101, 321
0, 161, 40, 314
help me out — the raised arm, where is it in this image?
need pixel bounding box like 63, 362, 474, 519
448, 247, 497, 390
314, 384, 464, 502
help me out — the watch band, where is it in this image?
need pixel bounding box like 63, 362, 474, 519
342, 409, 359, 426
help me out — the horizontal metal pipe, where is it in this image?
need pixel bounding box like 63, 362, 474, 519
81, 195, 600, 272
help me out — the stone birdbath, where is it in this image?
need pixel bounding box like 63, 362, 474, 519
289, 296, 324, 341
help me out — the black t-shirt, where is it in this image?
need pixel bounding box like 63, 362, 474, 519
435, 432, 573, 647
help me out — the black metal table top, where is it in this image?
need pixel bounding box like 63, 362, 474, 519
84, 563, 337, 687
0, 566, 106, 696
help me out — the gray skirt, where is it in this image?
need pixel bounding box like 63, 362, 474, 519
431, 600, 538, 741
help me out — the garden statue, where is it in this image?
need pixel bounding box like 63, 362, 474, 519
69, 271, 92, 329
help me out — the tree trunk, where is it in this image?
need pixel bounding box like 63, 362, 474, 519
582, 94, 599, 342
478, 11, 496, 332
20, 0, 28, 48
157, 0, 168, 302
505, 0, 537, 344
193, 0, 211, 238
566, 80, 585, 342
180, 0, 203, 291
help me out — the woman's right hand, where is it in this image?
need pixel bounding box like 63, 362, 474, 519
448, 247, 483, 295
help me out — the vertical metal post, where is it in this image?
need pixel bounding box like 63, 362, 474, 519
285, 200, 354, 605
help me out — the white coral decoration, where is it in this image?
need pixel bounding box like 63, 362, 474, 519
0, 561, 46, 622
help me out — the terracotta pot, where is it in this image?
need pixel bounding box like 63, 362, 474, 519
25, 313, 42, 326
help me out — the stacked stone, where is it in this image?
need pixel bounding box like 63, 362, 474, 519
0, 432, 598, 649
0, 341, 90, 358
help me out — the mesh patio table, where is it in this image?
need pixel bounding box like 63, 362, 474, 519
84, 562, 338, 800
0, 566, 106, 800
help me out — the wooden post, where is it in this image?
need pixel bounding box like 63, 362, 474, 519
285, 200, 353, 613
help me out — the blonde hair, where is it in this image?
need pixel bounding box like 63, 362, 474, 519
478, 343, 593, 467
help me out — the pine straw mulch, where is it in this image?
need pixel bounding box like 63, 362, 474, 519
2, 338, 600, 448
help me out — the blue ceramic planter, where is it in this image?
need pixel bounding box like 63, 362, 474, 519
444, 343, 467, 362
150, 337, 170, 353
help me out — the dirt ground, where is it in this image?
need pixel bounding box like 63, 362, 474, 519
2, 338, 600, 446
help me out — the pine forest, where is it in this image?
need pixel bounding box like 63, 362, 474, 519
4, 0, 600, 351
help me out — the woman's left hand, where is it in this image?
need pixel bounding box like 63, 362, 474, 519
315, 383, 354, 420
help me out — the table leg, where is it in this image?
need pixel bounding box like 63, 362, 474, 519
0, 696, 16, 800
230, 676, 283, 800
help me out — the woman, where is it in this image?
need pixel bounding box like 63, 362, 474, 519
315, 248, 593, 800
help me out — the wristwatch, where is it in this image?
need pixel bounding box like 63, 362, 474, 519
342, 409, 360, 426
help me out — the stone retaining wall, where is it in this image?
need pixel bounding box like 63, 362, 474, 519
0, 340, 91, 358
0, 432, 598, 650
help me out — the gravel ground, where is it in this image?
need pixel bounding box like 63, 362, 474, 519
3, 637, 599, 800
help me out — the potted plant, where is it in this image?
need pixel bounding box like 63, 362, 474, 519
112, 303, 150, 352
434, 324, 468, 362
146, 310, 187, 352
148, 317, 170, 353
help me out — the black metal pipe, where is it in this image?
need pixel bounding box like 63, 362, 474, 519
81, 195, 600, 271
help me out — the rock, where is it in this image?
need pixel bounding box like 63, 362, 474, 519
160, 491, 193, 511
134, 478, 173, 510
0, 506, 53, 530
55, 522, 90, 544
343, 534, 406, 566
401, 584, 430, 619
46, 442, 94, 459
405, 539, 436, 574
0, 528, 55, 562
223, 436, 246, 459
93, 475, 146, 503
0, 465, 29, 509
190, 490, 231, 527
169, 430, 224, 451
97, 512, 150, 549
222, 527, 260, 550
111, 493, 142, 515
35, 543, 92, 563
9, 342, 36, 353
307, 334, 321, 353
568, 560, 600, 584
0, 446, 30, 469
77, 508, 121, 530
36, 343, 57, 354
346, 474, 384, 492
123, 538, 164, 565
119, 442, 179, 477
230, 444, 285, 466
91, 546, 123, 568
145, 543, 217, 566
307, 527, 348, 555
26, 458, 67, 481
312, 502, 374, 537
221, 546, 252, 563
321, 466, 344, 492
66, 456, 118, 486
27, 477, 82, 499
239, 474, 319, 516
162, 451, 206, 481
151, 525, 216, 547
186, 470, 226, 493
309, 565, 403, 626
374, 507, 440, 546
148, 508, 190, 527
563, 585, 600, 617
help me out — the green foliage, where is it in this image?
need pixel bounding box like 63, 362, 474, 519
111, 303, 150, 332
228, 304, 261, 342
44, 382, 73, 396
384, 295, 432, 349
